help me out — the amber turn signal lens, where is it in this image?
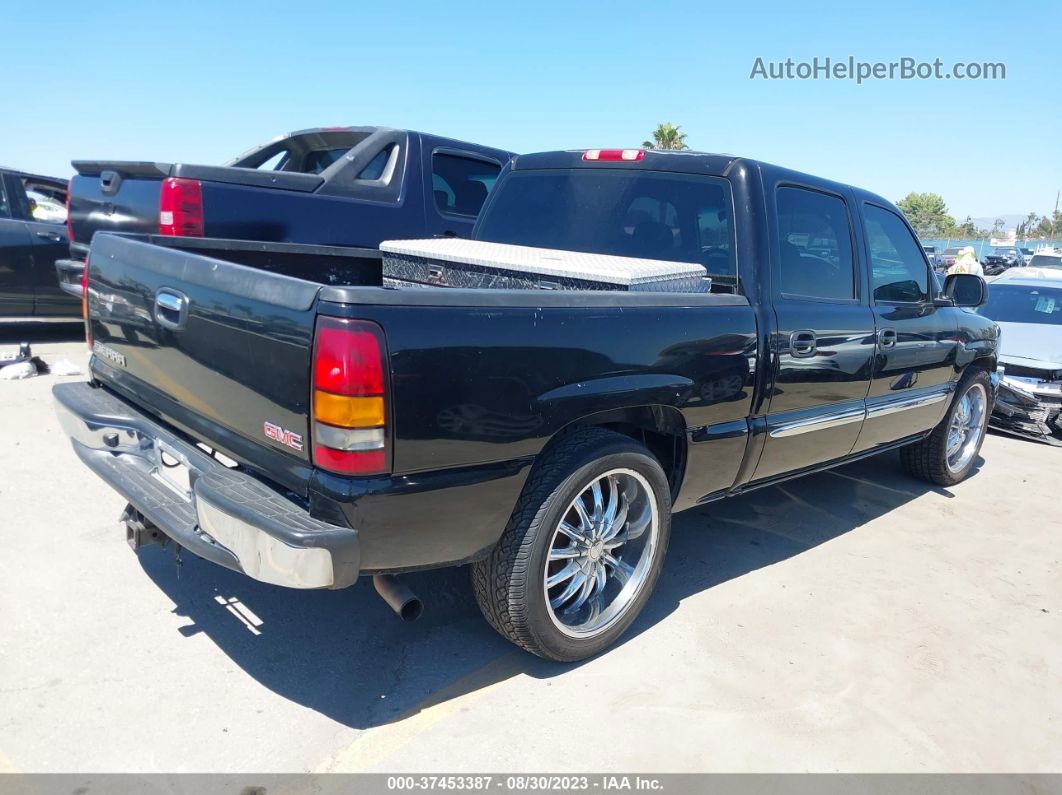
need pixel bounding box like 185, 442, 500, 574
314, 391, 385, 428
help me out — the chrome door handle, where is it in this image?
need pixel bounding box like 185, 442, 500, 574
36, 231, 63, 243
155, 289, 188, 330
878, 328, 898, 348
789, 330, 817, 358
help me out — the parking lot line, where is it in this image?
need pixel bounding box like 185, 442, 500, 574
316, 651, 527, 773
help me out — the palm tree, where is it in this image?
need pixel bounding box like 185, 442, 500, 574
642, 122, 689, 151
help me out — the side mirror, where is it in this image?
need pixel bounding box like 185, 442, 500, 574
943, 273, 987, 307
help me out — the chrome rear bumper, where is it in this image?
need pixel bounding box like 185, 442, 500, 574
53, 381, 360, 589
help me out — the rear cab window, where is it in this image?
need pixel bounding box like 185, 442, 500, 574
432, 153, 502, 217
475, 168, 737, 289
231, 130, 373, 175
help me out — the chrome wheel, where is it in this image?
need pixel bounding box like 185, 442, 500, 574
543, 468, 660, 638
946, 383, 987, 473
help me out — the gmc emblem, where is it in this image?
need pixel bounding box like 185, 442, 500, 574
263, 421, 303, 451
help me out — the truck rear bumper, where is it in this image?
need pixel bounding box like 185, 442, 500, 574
55, 258, 86, 298
53, 381, 360, 589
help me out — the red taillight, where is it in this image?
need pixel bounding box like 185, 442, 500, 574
81, 263, 91, 348
65, 177, 75, 243
314, 324, 385, 396
313, 445, 386, 475
582, 149, 645, 162
159, 178, 204, 236
311, 317, 389, 476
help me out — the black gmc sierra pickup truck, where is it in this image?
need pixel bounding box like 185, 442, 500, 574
54, 148, 998, 661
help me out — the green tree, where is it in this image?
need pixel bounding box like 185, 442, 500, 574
642, 122, 689, 151
955, 216, 978, 237
1016, 212, 1039, 239
895, 192, 956, 238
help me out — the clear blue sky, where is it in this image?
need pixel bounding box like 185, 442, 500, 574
5, 0, 1059, 220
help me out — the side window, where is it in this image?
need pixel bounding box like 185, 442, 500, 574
776, 187, 855, 300
23, 180, 67, 225
255, 150, 290, 171
0, 177, 10, 219
862, 204, 930, 303
357, 145, 394, 181
432, 153, 501, 217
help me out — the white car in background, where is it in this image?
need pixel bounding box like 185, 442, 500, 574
26, 191, 67, 224
977, 271, 1062, 443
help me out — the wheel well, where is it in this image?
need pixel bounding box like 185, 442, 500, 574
969, 355, 997, 375
545, 406, 688, 501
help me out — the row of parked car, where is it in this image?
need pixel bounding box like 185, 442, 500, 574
4, 124, 1055, 661
917, 242, 1062, 443
1, 128, 514, 319
921, 242, 1061, 276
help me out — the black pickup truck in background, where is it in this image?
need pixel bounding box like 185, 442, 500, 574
57, 127, 513, 295
55, 148, 998, 661
0, 167, 79, 319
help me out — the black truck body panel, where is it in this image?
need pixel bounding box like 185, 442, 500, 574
66, 148, 999, 579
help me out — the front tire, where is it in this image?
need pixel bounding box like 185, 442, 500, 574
472, 428, 672, 661
901, 368, 992, 486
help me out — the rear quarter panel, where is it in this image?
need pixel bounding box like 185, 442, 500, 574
337, 301, 759, 474
312, 296, 758, 571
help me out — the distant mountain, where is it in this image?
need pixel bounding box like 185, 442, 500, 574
969, 214, 1027, 231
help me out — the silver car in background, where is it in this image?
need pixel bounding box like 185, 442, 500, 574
977, 271, 1062, 444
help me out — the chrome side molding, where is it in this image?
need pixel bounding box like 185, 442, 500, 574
769, 385, 955, 439
865, 387, 951, 419
769, 405, 865, 438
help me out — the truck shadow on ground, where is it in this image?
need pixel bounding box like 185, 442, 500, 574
139, 449, 973, 731
0, 322, 83, 346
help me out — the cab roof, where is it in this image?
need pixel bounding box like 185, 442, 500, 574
0, 165, 66, 188
510, 148, 896, 209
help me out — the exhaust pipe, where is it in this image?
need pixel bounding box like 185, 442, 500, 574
373, 575, 423, 621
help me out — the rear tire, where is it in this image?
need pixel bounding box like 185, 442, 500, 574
901, 368, 992, 486
472, 428, 671, 662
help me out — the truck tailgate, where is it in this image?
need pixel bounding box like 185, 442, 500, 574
69, 163, 169, 244
68, 160, 323, 249
86, 233, 320, 493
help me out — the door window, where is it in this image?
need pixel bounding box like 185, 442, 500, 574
862, 204, 930, 303
0, 177, 10, 219
775, 187, 856, 300
20, 178, 67, 224
432, 153, 501, 217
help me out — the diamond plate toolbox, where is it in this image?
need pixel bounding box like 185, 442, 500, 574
379, 238, 710, 292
